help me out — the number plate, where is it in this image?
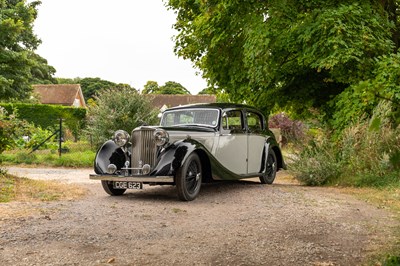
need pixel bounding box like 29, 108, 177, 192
113, 181, 143, 190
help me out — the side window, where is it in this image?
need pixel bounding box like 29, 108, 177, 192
247, 111, 263, 133
222, 110, 243, 132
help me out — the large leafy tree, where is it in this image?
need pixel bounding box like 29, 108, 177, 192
56, 77, 134, 101
142, 80, 160, 94
198, 87, 231, 102
142, 80, 190, 94
160, 81, 191, 94
167, 0, 397, 117
0, 0, 55, 101
333, 52, 400, 129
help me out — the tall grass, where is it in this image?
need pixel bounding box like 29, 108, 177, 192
290, 103, 400, 187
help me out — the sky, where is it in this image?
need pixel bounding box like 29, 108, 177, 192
33, 0, 207, 94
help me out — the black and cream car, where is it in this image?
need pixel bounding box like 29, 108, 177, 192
90, 103, 286, 201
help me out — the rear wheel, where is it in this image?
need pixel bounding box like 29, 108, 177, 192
176, 153, 202, 201
101, 181, 126, 196
260, 148, 277, 184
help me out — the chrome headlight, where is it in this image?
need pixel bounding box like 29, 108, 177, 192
107, 164, 117, 174
154, 129, 169, 146
113, 130, 130, 147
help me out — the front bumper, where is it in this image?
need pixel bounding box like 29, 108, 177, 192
89, 174, 175, 183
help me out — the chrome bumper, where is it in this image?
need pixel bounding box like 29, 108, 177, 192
89, 174, 174, 183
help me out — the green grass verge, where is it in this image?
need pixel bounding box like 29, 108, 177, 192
0, 150, 95, 167
0, 140, 96, 168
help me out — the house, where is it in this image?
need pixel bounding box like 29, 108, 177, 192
32, 84, 86, 108
146, 94, 216, 111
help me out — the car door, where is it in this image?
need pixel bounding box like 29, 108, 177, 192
214, 109, 248, 175
246, 110, 266, 175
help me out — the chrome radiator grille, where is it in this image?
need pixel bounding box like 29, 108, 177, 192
131, 127, 157, 173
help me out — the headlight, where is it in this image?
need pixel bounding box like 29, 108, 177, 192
154, 129, 169, 146
107, 164, 117, 174
142, 164, 151, 175
113, 130, 130, 147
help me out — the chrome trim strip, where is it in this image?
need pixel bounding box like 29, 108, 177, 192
89, 174, 174, 183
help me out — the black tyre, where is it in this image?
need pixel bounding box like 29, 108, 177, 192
101, 181, 126, 196
176, 153, 202, 201
260, 148, 277, 184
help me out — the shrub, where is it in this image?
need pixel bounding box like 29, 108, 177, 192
268, 112, 305, 145
289, 133, 343, 185
86, 87, 159, 148
290, 101, 400, 187
0, 107, 31, 153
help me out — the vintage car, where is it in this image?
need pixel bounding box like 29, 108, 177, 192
90, 103, 286, 201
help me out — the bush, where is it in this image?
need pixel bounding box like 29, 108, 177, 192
86, 87, 159, 148
269, 112, 305, 145
290, 101, 400, 187
289, 133, 343, 185
0, 107, 31, 153
23, 127, 58, 150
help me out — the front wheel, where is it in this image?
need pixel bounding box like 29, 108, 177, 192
260, 148, 277, 184
176, 153, 202, 201
101, 181, 126, 196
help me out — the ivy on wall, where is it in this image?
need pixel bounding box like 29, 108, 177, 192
0, 103, 86, 139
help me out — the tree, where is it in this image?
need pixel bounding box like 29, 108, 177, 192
142, 81, 160, 94
56, 77, 135, 101
159, 81, 190, 94
142, 80, 190, 94
0, 0, 55, 101
30, 52, 56, 84
332, 52, 400, 130
86, 86, 159, 147
167, 0, 396, 117
198, 87, 232, 103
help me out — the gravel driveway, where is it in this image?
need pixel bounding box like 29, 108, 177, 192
0, 167, 398, 266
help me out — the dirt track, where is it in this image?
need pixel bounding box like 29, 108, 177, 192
0, 167, 398, 266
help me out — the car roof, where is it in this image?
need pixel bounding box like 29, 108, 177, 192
164, 103, 261, 112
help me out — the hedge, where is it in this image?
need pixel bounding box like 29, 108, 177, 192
0, 103, 86, 139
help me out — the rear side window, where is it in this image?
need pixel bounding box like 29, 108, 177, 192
246, 111, 263, 133
222, 110, 243, 132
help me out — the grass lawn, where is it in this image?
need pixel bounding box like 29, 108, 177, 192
0, 141, 95, 168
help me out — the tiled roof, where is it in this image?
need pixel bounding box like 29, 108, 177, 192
33, 84, 86, 107
146, 94, 216, 109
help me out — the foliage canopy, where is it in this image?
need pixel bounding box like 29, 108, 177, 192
0, 0, 55, 101
167, 0, 399, 121
142, 80, 191, 94
56, 77, 134, 101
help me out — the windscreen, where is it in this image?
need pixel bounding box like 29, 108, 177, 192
160, 108, 219, 127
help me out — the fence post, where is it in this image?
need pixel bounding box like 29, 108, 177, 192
58, 118, 63, 158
